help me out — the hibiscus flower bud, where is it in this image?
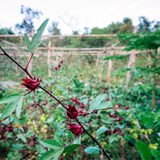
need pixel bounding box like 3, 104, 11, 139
75, 99, 79, 104
1, 135, 5, 139
80, 103, 84, 109
106, 98, 109, 101
66, 123, 83, 136
20, 77, 41, 92
125, 106, 129, 110
8, 125, 14, 132
58, 64, 61, 68
66, 104, 78, 120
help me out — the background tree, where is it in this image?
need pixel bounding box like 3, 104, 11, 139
118, 17, 134, 33
138, 16, 154, 32
15, 5, 43, 34
46, 22, 62, 47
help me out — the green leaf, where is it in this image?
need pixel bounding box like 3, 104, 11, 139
39, 140, 62, 150
151, 149, 160, 160
63, 144, 79, 156
16, 96, 24, 118
40, 148, 64, 160
24, 33, 32, 52
103, 55, 129, 60
140, 115, 152, 127
31, 19, 49, 53
0, 98, 21, 121
17, 134, 26, 143
89, 94, 106, 112
94, 101, 112, 110
96, 126, 108, 136
0, 94, 21, 104
84, 147, 100, 155
109, 135, 117, 143
136, 141, 153, 160
54, 134, 63, 147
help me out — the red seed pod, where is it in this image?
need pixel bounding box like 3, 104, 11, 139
80, 103, 85, 109
66, 123, 83, 136
1, 135, 5, 139
125, 106, 129, 110
106, 98, 109, 101
66, 104, 78, 120
107, 130, 111, 134
20, 77, 41, 92
58, 64, 61, 68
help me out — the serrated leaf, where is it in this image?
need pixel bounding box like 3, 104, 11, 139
94, 101, 112, 110
136, 141, 153, 160
96, 126, 108, 136
16, 96, 24, 118
89, 94, 106, 112
24, 33, 32, 52
40, 148, 64, 160
84, 147, 100, 155
31, 19, 49, 53
0, 94, 21, 104
0, 98, 21, 121
40, 140, 62, 149
54, 134, 63, 147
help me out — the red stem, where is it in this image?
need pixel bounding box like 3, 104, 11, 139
25, 53, 33, 70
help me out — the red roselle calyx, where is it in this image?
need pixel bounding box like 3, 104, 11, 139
66, 123, 83, 136
66, 104, 78, 120
20, 77, 41, 92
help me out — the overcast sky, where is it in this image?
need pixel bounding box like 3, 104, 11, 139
0, 0, 160, 35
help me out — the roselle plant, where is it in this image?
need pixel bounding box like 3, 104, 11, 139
0, 19, 112, 159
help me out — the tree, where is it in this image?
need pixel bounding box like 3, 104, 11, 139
0, 27, 19, 43
107, 22, 123, 34
138, 16, 154, 32
118, 18, 134, 33
48, 22, 61, 35
15, 5, 43, 34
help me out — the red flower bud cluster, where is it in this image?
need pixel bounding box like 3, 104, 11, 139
66, 123, 82, 136
70, 98, 79, 104
66, 104, 78, 120
55, 60, 64, 71
106, 98, 109, 101
78, 109, 89, 117
79, 103, 84, 109
0, 125, 14, 139
125, 106, 129, 110
20, 77, 41, 92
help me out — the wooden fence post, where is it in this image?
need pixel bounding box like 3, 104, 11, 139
47, 41, 52, 77
126, 50, 136, 87
126, 26, 138, 87
96, 51, 100, 66
107, 47, 114, 79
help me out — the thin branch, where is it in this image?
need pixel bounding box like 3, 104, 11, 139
25, 53, 33, 70
64, 136, 78, 149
